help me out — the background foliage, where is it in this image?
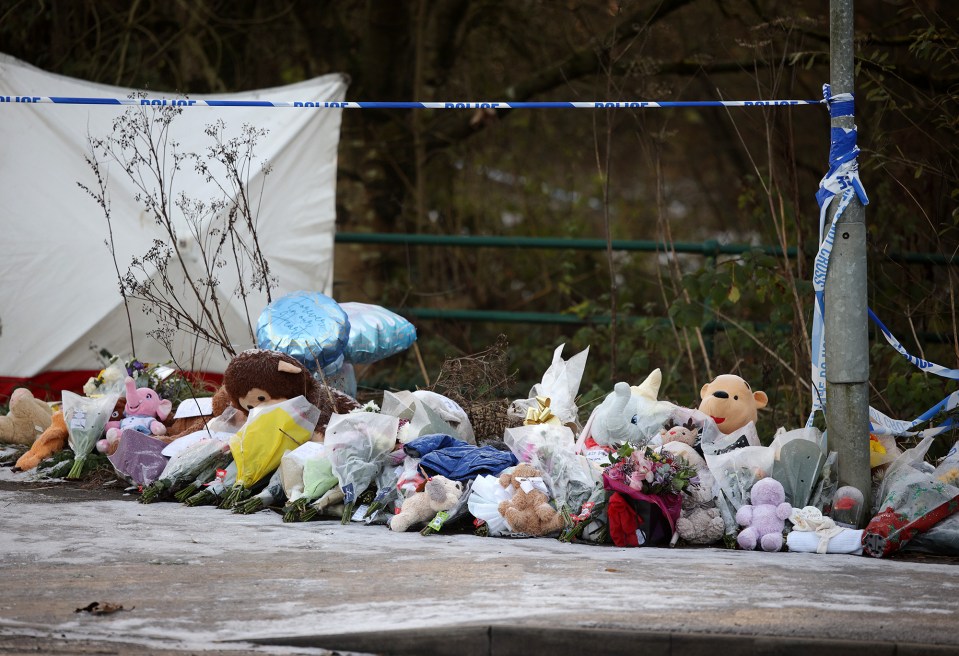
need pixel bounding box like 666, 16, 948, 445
4, 0, 957, 437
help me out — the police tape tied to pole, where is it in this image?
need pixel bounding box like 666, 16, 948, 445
809, 84, 959, 440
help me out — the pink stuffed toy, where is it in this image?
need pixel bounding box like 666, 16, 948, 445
100, 377, 172, 452
736, 477, 792, 551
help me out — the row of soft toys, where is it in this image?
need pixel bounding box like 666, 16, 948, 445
0, 346, 936, 551
2, 340, 835, 552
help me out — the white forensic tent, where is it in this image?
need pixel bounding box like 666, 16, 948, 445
0, 54, 347, 394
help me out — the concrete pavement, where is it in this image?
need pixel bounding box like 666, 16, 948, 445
1, 479, 957, 655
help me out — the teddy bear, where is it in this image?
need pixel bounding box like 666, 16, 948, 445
736, 477, 792, 551
497, 462, 565, 536
658, 418, 707, 470
223, 349, 360, 434
699, 374, 768, 436
0, 388, 54, 446
654, 419, 724, 544
94, 397, 130, 455
390, 475, 463, 532
676, 481, 726, 545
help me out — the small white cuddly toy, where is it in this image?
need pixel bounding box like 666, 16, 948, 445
390, 475, 463, 532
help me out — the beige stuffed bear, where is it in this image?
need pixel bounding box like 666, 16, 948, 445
658, 418, 707, 470
497, 463, 565, 536
676, 480, 725, 545
656, 419, 724, 544
698, 374, 768, 435
390, 475, 463, 532
0, 388, 54, 446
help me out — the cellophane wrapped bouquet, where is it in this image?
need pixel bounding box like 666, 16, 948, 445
325, 411, 399, 523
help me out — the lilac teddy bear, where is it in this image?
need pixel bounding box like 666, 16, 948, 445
736, 477, 792, 551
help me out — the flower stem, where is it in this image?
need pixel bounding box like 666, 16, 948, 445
234, 497, 264, 515
184, 489, 217, 507
139, 479, 171, 504
66, 455, 86, 480
340, 501, 355, 525
174, 483, 199, 503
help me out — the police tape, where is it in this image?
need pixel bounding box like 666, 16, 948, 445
808, 85, 869, 425
808, 85, 957, 439
870, 308, 959, 380
7, 89, 954, 437
0, 96, 825, 109
870, 394, 959, 439
864, 309, 959, 439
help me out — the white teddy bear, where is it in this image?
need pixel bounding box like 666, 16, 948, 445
389, 475, 463, 532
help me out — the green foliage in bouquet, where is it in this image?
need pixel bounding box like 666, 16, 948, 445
282, 497, 313, 522
173, 463, 220, 503
612, 444, 700, 496
219, 483, 251, 510
184, 489, 219, 507
37, 450, 112, 481
558, 499, 606, 543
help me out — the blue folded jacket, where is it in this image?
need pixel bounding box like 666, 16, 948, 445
405, 433, 518, 481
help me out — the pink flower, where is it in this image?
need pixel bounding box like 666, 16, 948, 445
628, 455, 655, 490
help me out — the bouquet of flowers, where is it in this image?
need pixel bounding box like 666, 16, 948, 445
221, 396, 320, 509
612, 444, 699, 496
601, 443, 700, 547
140, 438, 232, 503
276, 442, 335, 521
325, 412, 399, 523
174, 458, 228, 503
233, 469, 287, 514
362, 460, 403, 522
63, 391, 121, 479
183, 461, 237, 506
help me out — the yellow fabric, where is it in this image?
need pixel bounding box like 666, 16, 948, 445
230, 404, 313, 489
869, 434, 887, 469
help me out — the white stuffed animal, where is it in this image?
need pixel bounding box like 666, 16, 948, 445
390, 475, 463, 532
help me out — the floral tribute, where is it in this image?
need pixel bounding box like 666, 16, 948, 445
609, 443, 699, 495
601, 443, 700, 547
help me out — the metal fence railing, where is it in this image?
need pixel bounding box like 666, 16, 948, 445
335, 232, 956, 329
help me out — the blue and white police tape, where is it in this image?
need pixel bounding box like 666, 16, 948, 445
863, 307, 959, 438
869, 308, 959, 380
808, 84, 957, 439
869, 392, 959, 439
807, 85, 870, 425
0, 96, 825, 109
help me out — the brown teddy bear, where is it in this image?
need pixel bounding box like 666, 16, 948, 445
0, 388, 54, 446
497, 462, 565, 536
223, 349, 361, 434
698, 374, 768, 435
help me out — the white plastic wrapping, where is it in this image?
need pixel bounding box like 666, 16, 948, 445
325, 412, 399, 509
510, 344, 589, 429
467, 474, 515, 536
279, 441, 327, 503
381, 390, 473, 444
504, 423, 601, 512
62, 390, 121, 477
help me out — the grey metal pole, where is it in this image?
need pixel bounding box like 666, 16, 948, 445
825, 0, 871, 526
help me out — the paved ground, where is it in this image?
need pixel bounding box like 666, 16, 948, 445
1, 478, 958, 655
